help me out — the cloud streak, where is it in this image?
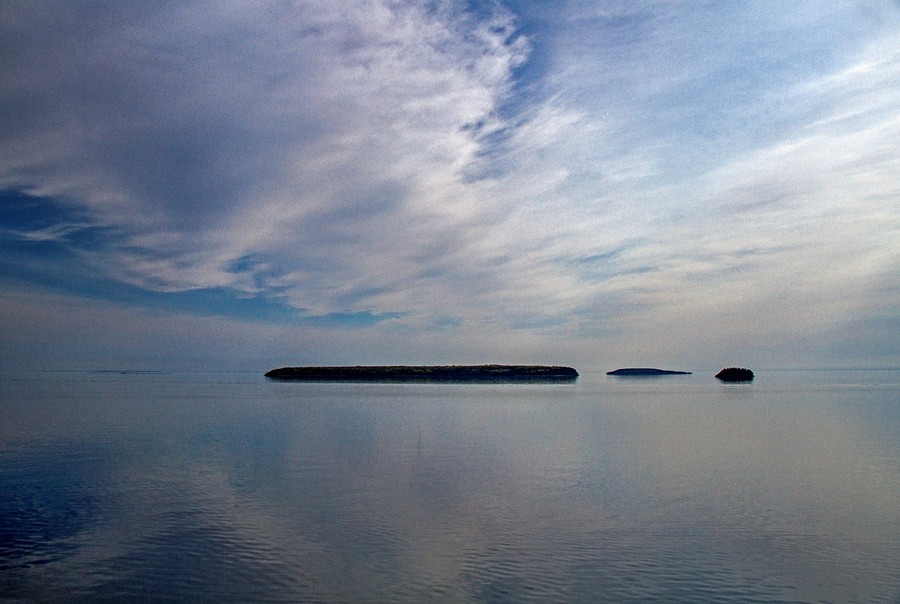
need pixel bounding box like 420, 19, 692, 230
2, 2, 526, 297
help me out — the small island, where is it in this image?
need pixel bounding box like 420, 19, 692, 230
265, 365, 579, 383
607, 368, 692, 376
715, 367, 754, 382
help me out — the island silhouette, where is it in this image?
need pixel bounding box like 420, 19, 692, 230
606, 368, 692, 376
715, 367, 755, 382
265, 365, 579, 383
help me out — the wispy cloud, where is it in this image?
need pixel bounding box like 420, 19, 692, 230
1, 0, 897, 368
1, 1, 528, 305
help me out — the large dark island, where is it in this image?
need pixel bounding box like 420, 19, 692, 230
606, 368, 692, 376
265, 364, 579, 383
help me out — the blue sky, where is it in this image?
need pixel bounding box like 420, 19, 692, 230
1, 1, 898, 371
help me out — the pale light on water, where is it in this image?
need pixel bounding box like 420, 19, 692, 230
1, 370, 898, 602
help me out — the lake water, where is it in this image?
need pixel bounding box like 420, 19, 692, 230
1, 369, 898, 602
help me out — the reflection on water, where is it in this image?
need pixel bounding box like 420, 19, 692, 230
1, 370, 898, 602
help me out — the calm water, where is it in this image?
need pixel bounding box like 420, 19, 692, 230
1, 369, 898, 603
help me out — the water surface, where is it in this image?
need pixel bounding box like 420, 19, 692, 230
1, 370, 898, 602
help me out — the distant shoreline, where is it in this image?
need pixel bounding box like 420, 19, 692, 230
265, 365, 579, 383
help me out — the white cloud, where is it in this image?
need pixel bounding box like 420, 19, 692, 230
1, 0, 897, 368
0, 1, 530, 309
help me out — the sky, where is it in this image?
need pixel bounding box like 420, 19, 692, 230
1, 0, 898, 372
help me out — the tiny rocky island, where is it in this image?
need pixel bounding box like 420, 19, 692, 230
265, 365, 579, 383
715, 367, 755, 382
607, 368, 692, 376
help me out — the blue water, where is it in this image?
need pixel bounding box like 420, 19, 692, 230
1, 369, 898, 602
